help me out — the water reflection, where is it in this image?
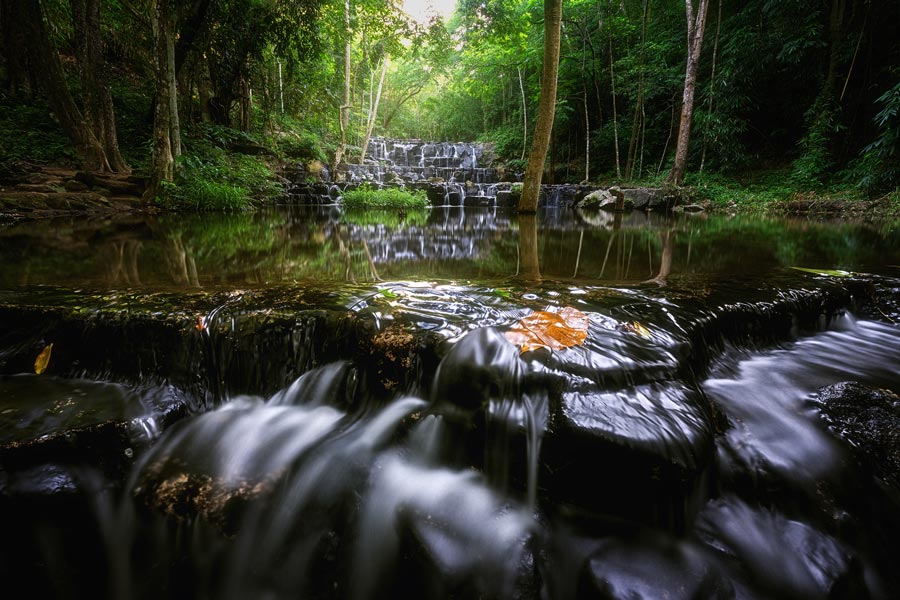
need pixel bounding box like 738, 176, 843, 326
1, 206, 900, 290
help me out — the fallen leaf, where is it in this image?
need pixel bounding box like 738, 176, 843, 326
790, 267, 852, 277
195, 315, 206, 331
504, 306, 588, 353
34, 343, 53, 375
627, 321, 652, 339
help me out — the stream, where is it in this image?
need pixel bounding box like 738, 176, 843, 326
2, 206, 900, 599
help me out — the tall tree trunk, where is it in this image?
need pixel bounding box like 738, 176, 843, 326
360, 57, 387, 165
144, 0, 175, 202
517, 215, 541, 282
699, 0, 721, 175
166, 16, 181, 158
607, 15, 622, 179
518, 0, 563, 213
625, 0, 649, 180
278, 60, 284, 114
668, 0, 710, 186
333, 0, 351, 179
70, 0, 128, 172
518, 66, 528, 161
583, 89, 590, 181
22, 0, 106, 171
2, 0, 28, 94
239, 73, 251, 132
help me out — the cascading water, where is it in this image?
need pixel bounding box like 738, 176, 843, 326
281, 137, 612, 208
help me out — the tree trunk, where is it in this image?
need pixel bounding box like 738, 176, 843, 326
518, 66, 528, 161
333, 0, 352, 178
668, 0, 710, 186
607, 17, 622, 179
166, 15, 181, 158
70, 0, 128, 172
22, 0, 106, 171
144, 0, 175, 202
518, 0, 563, 213
699, 0, 721, 175
360, 57, 387, 165
517, 215, 541, 282
2, 0, 28, 94
239, 73, 251, 132
583, 89, 590, 182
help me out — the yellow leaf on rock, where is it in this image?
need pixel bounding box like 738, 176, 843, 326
34, 343, 53, 375
629, 321, 652, 339
504, 307, 588, 354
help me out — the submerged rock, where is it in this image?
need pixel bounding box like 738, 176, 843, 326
814, 381, 900, 490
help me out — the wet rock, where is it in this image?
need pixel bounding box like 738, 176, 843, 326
814, 381, 900, 490
622, 187, 659, 211
14, 183, 60, 193
64, 179, 90, 192
677, 203, 706, 213
0, 376, 188, 496
431, 327, 524, 416
133, 403, 345, 535
576, 189, 617, 210
579, 534, 735, 600
695, 497, 868, 599
543, 380, 715, 530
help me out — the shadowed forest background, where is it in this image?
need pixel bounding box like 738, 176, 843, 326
1, 0, 899, 207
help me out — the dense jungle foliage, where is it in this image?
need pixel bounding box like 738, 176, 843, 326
1, 0, 898, 207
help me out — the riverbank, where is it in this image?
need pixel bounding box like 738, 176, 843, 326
2, 160, 898, 222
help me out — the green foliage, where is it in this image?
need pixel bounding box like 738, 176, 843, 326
156, 131, 282, 211
0, 96, 74, 164
848, 79, 900, 194
686, 172, 798, 209
479, 125, 525, 162
341, 184, 429, 209
278, 129, 328, 163
791, 96, 842, 188
156, 177, 250, 212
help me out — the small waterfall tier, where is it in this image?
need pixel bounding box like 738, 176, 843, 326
346, 138, 502, 186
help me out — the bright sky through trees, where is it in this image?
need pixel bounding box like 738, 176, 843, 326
402, 0, 456, 23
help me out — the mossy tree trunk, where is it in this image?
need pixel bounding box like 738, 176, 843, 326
22, 0, 107, 171
70, 0, 129, 173
144, 0, 176, 202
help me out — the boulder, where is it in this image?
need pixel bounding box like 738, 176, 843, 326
814, 381, 900, 489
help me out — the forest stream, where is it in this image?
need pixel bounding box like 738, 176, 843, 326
2, 206, 900, 599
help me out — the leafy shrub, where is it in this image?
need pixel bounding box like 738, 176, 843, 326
0, 96, 73, 164
157, 178, 250, 212
341, 184, 429, 209
278, 130, 327, 163
791, 96, 843, 188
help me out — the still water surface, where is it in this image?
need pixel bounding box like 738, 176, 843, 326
2, 206, 900, 289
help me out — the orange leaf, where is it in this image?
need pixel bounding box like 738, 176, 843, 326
34, 343, 53, 375
504, 307, 588, 353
